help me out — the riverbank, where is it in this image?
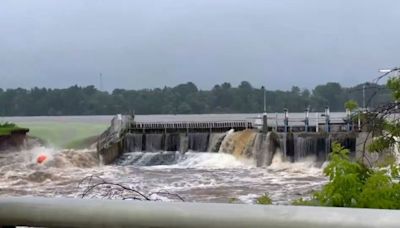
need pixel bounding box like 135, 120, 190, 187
0, 123, 29, 151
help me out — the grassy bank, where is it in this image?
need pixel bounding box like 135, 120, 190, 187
0, 122, 29, 136
17, 122, 107, 148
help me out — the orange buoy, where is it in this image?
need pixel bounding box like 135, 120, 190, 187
36, 154, 47, 164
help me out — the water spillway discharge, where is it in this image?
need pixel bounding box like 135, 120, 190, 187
219, 129, 256, 159
188, 133, 210, 152
208, 133, 226, 152
252, 133, 278, 167
124, 133, 143, 152
119, 130, 356, 168
115, 151, 182, 166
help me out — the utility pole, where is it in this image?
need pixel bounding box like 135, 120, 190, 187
263, 87, 267, 113
99, 73, 104, 91
362, 83, 366, 112
261, 86, 268, 133
304, 107, 310, 132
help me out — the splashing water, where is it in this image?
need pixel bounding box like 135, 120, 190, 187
167, 152, 253, 169
0, 145, 327, 204
268, 152, 323, 178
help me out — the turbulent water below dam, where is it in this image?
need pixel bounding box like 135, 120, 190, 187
0, 115, 338, 204
0, 146, 326, 204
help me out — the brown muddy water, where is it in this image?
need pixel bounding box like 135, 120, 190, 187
0, 146, 326, 204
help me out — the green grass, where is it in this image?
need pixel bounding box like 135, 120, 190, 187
0, 128, 15, 136
64, 135, 100, 149
0, 122, 29, 136
16, 122, 107, 148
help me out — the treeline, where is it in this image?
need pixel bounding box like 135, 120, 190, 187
0, 81, 392, 116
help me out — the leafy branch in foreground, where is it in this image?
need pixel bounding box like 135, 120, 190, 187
294, 143, 400, 209
78, 175, 184, 202
294, 76, 400, 209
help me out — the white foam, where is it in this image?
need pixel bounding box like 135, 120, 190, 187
174, 152, 250, 169
0, 145, 326, 204
218, 129, 235, 153
237, 194, 259, 204
268, 151, 321, 175
28, 146, 57, 165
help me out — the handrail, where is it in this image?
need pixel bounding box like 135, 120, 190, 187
130, 121, 253, 129
0, 197, 400, 228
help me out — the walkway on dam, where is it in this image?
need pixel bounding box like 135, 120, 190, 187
128, 112, 354, 133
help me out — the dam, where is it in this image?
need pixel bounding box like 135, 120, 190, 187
0, 114, 365, 205
97, 110, 364, 165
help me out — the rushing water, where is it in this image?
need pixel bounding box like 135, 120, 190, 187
0, 114, 332, 204
0, 146, 326, 204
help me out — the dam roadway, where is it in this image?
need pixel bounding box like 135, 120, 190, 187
127, 111, 356, 133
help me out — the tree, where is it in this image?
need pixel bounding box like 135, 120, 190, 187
0, 81, 393, 116
312, 82, 345, 111
344, 99, 359, 112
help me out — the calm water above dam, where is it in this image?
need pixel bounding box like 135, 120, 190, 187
3, 112, 347, 126
0, 114, 330, 204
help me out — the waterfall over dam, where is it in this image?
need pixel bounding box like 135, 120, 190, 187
98, 115, 359, 166
108, 131, 357, 167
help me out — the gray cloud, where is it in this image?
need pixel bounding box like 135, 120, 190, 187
1, 0, 399, 90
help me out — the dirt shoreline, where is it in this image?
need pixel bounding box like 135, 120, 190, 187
0, 129, 29, 151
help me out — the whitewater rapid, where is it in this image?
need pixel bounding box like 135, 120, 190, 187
0, 147, 326, 204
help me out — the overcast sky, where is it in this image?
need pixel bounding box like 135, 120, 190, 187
1, 0, 399, 91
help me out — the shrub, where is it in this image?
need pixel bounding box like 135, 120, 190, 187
294, 142, 400, 209
256, 193, 272, 205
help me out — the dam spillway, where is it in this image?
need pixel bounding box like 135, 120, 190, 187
97, 114, 361, 166
1, 114, 361, 205
116, 131, 357, 166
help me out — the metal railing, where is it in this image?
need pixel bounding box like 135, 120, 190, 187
1, 197, 400, 228
130, 121, 253, 130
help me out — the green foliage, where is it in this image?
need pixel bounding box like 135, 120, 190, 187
368, 134, 393, 153
256, 193, 272, 205
294, 142, 400, 209
228, 197, 238, 203
368, 77, 400, 153
315, 143, 369, 207
357, 172, 400, 209
291, 197, 320, 206
0, 122, 26, 136
0, 122, 16, 128
0, 82, 392, 115
305, 76, 400, 209
344, 99, 358, 112
387, 77, 400, 100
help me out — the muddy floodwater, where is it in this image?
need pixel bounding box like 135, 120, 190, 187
0, 115, 329, 204
0, 147, 326, 204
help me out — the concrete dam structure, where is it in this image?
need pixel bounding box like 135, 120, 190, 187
97, 113, 362, 166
